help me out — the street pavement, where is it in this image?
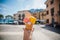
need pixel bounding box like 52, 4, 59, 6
0, 24, 60, 40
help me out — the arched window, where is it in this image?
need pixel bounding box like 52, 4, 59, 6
18, 14, 21, 20
22, 14, 25, 20
18, 14, 21, 17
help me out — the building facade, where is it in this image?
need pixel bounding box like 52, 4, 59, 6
39, 11, 46, 20
32, 10, 46, 20
13, 10, 32, 24
45, 0, 60, 27
32, 12, 39, 19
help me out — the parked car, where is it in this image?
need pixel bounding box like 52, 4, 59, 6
0, 21, 4, 24
0, 19, 5, 24
18, 20, 24, 25
35, 19, 40, 24
4, 19, 14, 24
40, 20, 46, 24
14, 20, 18, 24
35, 19, 45, 24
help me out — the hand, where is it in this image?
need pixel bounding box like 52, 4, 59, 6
32, 28, 34, 32
23, 28, 31, 40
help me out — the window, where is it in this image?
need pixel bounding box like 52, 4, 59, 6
58, 11, 60, 16
59, 4, 60, 10
50, 0, 54, 4
59, 4, 60, 16
22, 14, 25, 19
46, 11, 49, 15
51, 8, 54, 16
46, 19, 49, 23
19, 14, 21, 17
14, 18, 15, 20
19, 18, 21, 20
18, 14, 21, 20
47, 4, 48, 8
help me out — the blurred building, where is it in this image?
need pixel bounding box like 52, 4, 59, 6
39, 11, 46, 20
32, 10, 46, 20
32, 12, 39, 19
29, 9, 45, 19
13, 10, 32, 24
45, 0, 60, 27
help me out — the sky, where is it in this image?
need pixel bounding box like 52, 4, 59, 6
0, 0, 47, 16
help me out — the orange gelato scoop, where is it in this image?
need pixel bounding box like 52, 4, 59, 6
23, 18, 30, 23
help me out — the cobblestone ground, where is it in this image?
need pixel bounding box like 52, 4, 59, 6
0, 24, 60, 40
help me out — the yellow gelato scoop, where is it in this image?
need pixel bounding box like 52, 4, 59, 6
29, 16, 36, 24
